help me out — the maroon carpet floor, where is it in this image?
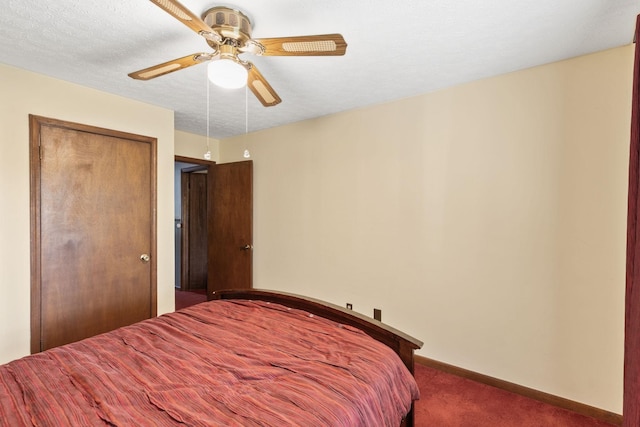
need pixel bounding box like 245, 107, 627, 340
414, 364, 617, 427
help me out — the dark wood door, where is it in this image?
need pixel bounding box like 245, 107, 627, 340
209, 161, 253, 293
625, 15, 640, 427
181, 170, 208, 290
30, 116, 156, 352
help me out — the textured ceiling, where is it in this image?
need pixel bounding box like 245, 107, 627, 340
0, 0, 638, 139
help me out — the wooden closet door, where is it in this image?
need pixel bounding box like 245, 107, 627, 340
30, 116, 157, 352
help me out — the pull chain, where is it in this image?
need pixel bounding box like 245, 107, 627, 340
204, 78, 212, 160
243, 85, 250, 158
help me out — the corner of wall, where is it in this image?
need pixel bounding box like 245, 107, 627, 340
175, 129, 220, 162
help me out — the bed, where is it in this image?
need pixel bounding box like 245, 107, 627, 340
0, 289, 423, 426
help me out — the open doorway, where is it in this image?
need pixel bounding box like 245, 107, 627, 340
179, 165, 208, 291
174, 157, 213, 310
174, 156, 254, 311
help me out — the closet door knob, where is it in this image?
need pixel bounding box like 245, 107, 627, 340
241, 244, 253, 251
140, 253, 150, 263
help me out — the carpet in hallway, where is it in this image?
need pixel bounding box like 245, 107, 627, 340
175, 288, 207, 310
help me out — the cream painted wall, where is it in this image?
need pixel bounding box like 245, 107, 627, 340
0, 64, 175, 364
219, 45, 632, 412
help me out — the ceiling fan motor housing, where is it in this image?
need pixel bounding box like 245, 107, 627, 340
203, 6, 252, 48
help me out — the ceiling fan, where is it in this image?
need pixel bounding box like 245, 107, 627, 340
128, 0, 348, 107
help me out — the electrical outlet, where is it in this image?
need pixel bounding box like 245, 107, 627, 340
346, 303, 353, 310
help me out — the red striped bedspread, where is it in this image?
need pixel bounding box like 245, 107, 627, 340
0, 300, 419, 426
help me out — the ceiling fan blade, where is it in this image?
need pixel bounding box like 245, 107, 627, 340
149, 0, 219, 41
252, 34, 347, 56
246, 63, 282, 107
128, 53, 212, 80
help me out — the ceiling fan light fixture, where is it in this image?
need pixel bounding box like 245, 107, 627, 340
129, 2, 346, 106
208, 59, 248, 89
